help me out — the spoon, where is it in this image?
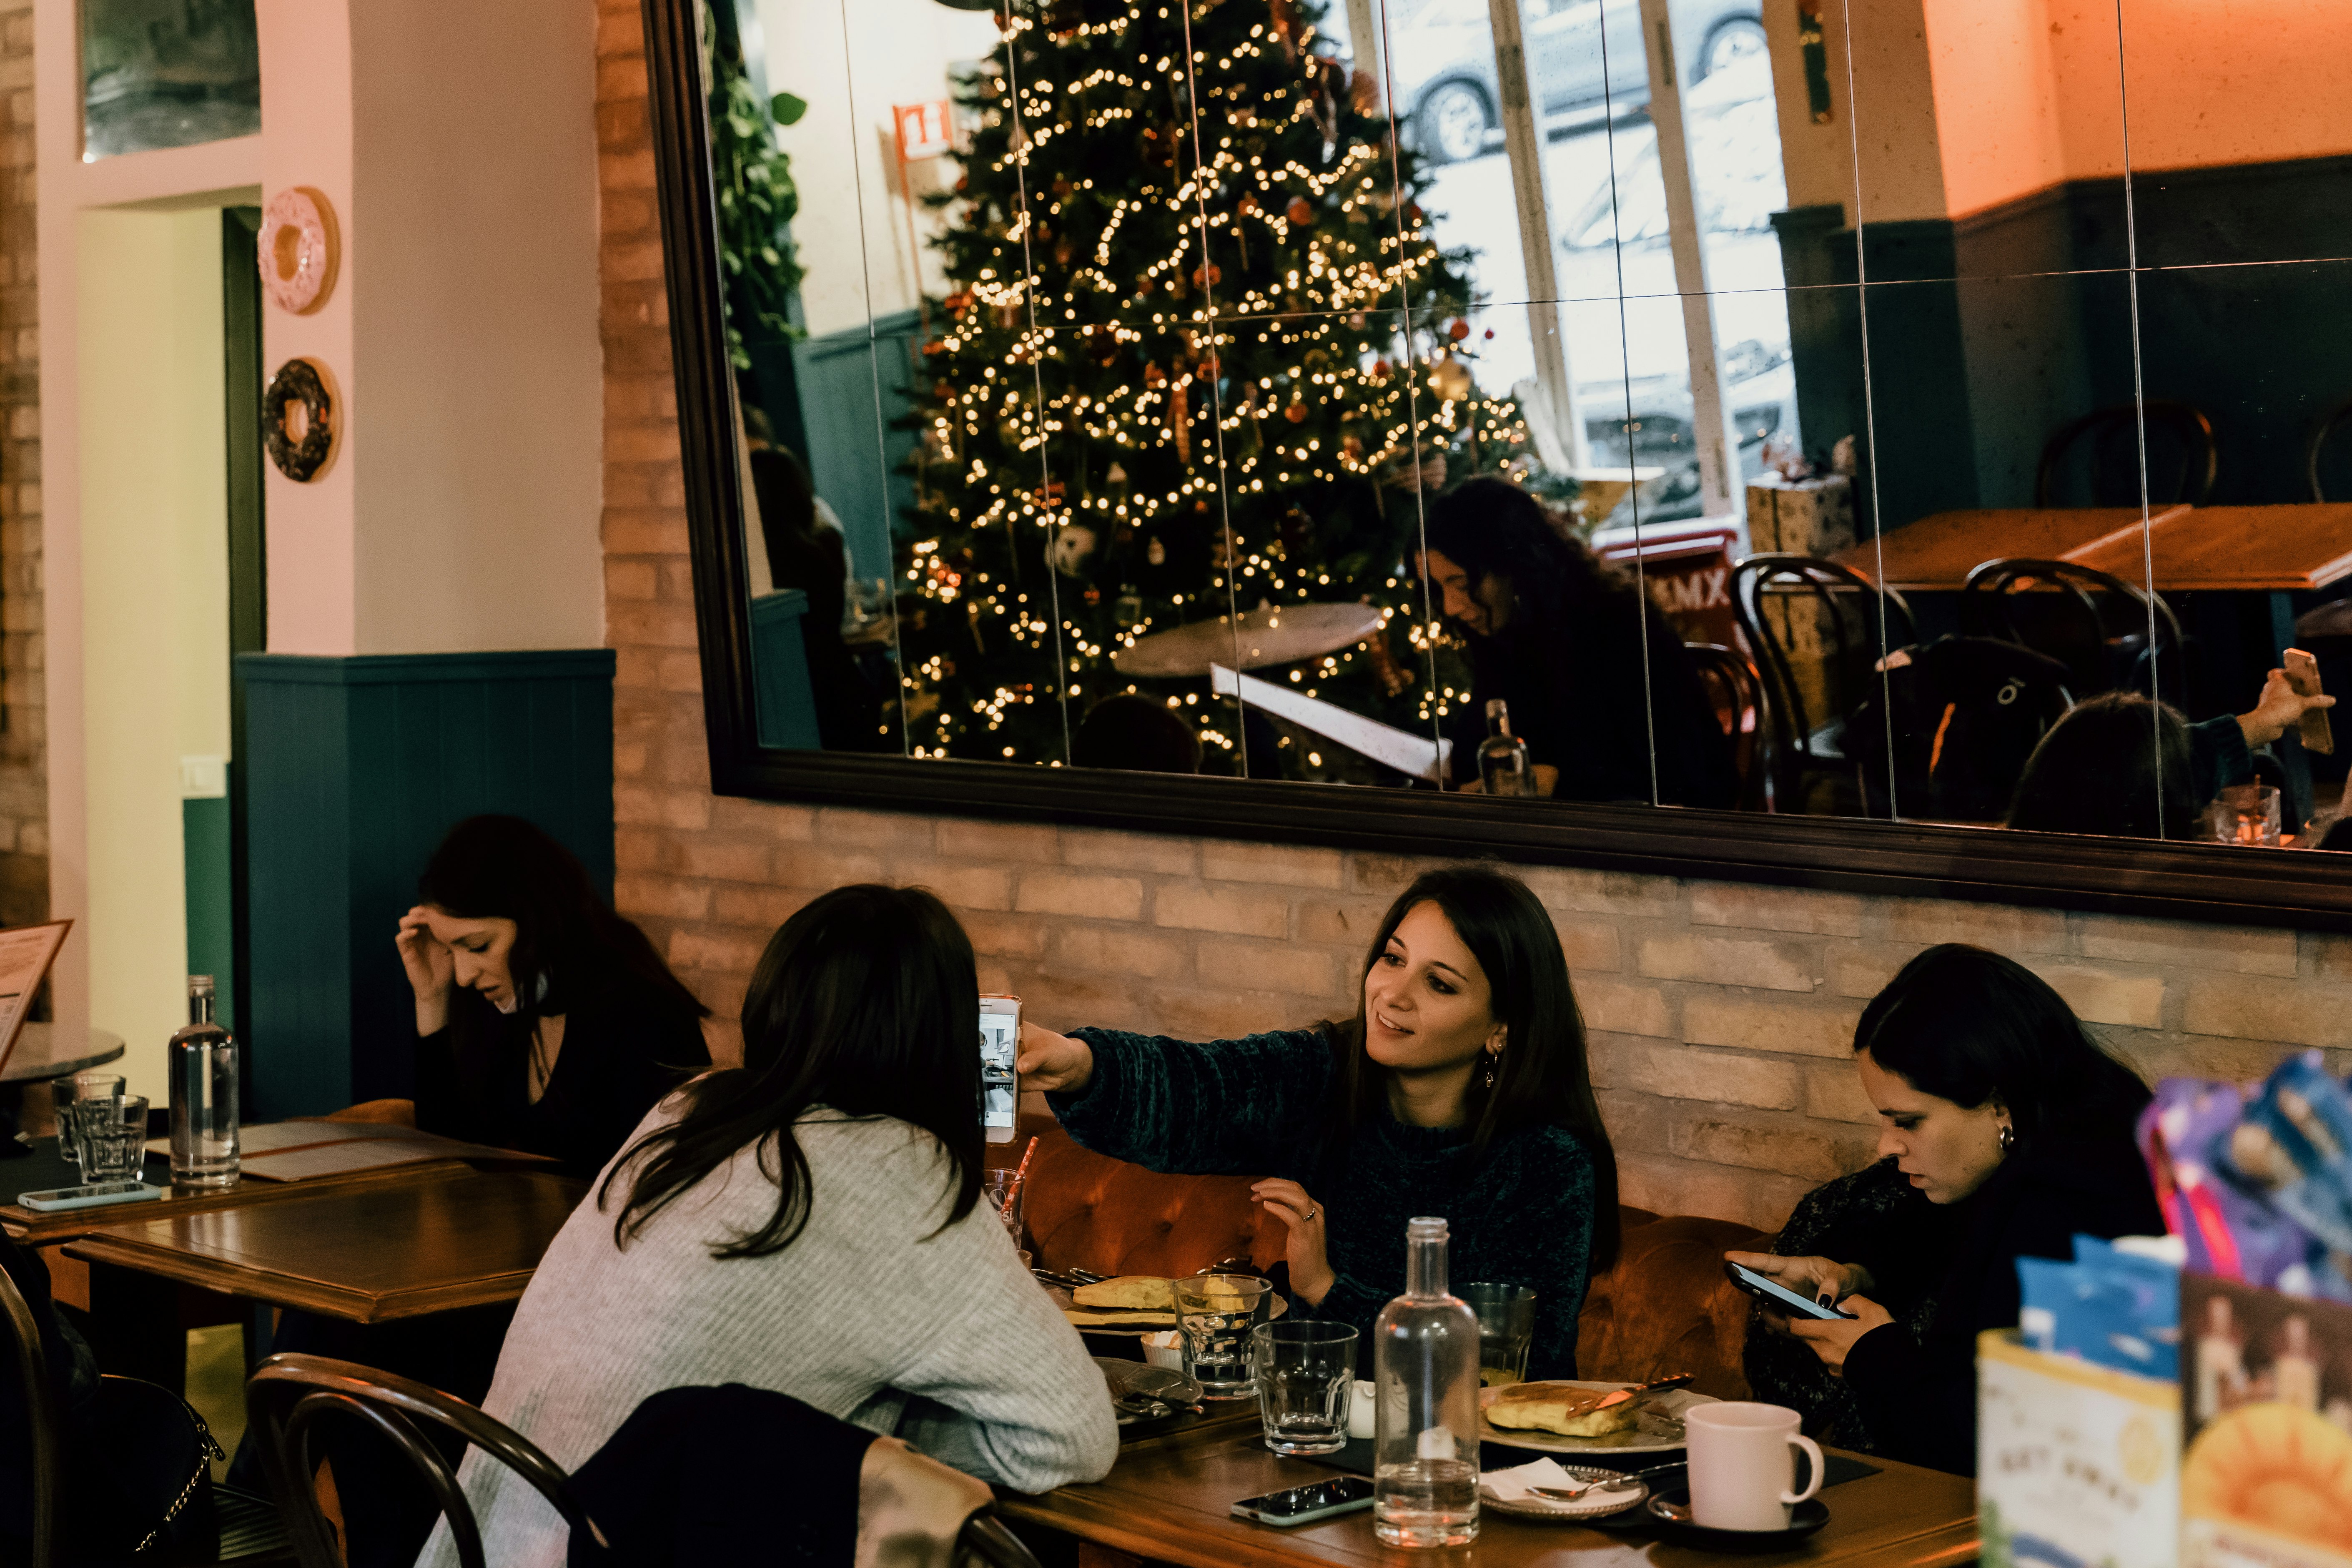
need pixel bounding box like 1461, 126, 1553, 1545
1529, 1462, 1685, 1501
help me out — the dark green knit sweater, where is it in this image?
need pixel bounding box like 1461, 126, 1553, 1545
1054, 1026, 1600, 1378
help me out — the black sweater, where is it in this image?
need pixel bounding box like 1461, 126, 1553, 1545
415, 974, 709, 1179
1840, 1107, 2163, 1475
1053, 1026, 1602, 1379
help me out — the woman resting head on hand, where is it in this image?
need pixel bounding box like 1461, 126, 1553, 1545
419, 885, 1116, 1568
1726, 943, 2159, 1475
1021, 864, 1618, 1379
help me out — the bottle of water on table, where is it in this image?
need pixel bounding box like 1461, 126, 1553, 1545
168, 974, 240, 1189
1372, 1215, 1480, 1546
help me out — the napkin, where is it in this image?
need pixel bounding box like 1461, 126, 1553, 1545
1480, 1457, 1579, 1503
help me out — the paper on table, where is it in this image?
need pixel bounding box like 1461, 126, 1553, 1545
0, 920, 71, 1077
140, 1118, 556, 1182
1482, 1458, 1578, 1501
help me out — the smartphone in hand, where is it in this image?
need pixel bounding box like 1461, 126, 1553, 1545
1726, 1261, 1858, 1320
980, 994, 1021, 1144
2287, 647, 2334, 755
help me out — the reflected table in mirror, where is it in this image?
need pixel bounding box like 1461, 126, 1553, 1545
1000, 1417, 1976, 1568
0, 1022, 128, 1086
1829, 507, 2188, 592
2068, 504, 2352, 593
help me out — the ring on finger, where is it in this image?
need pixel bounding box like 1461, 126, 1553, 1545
1303, 1206, 1318, 1221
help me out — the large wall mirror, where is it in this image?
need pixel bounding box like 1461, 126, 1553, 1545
642, 0, 2352, 928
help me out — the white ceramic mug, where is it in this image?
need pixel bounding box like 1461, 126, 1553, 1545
1684, 1402, 1824, 1531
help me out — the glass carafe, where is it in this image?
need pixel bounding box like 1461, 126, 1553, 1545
1372, 1216, 1481, 1546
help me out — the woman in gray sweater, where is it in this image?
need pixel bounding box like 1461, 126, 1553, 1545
419, 885, 1117, 1568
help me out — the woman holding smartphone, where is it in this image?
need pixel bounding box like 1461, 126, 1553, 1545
419, 884, 1116, 1568
1018, 864, 1619, 1378
1726, 944, 2161, 1475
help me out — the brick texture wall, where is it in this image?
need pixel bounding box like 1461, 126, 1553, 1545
593, 0, 2324, 1234
0, 0, 42, 929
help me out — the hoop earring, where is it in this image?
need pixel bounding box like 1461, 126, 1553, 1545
1998, 1124, 2015, 1154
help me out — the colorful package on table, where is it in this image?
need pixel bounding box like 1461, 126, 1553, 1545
2180, 1274, 2352, 1568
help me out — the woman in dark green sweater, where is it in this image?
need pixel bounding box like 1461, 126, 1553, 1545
1018, 865, 1619, 1377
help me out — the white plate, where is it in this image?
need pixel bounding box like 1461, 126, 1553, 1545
1478, 1380, 1718, 1456
1481, 1462, 1652, 1522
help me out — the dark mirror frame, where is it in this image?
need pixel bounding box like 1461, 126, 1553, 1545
637, 0, 2352, 935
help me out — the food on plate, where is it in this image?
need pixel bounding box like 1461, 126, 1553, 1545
1071, 1275, 1175, 1312
1484, 1382, 1644, 1439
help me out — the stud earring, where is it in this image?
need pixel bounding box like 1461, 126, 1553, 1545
1998, 1124, 2015, 1154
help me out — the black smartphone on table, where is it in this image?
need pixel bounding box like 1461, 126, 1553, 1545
1231, 1477, 1375, 1527
1726, 1260, 1858, 1320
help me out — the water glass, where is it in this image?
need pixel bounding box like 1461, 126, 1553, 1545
1173, 1272, 1271, 1398
1462, 1282, 1538, 1386
983, 1170, 1024, 1247
1251, 1320, 1357, 1455
2214, 783, 2283, 846
74, 1095, 148, 1184
51, 1072, 125, 1167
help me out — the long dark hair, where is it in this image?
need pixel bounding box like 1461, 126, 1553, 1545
599, 884, 984, 1258
2006, 691, 2201, 841
1327, 865, 1621, 1267
419, 815, 707, 1022
1855, 944, 2149, 1148
1422, 477, 1642, 644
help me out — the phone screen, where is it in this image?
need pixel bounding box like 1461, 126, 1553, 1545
1234, 1478, 1374, 1518
979, 1006, 1018, 1134
1727, 1261, 1856, 1320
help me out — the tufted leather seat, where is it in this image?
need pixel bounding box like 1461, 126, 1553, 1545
999, 1115, 1771, 1396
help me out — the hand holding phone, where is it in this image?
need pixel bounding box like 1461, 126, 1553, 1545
2287, 647, 2334, 756
979, 995, 1021, 1145
1725, 1260, 1858, 1321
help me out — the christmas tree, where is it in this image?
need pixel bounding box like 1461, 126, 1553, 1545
896, 0, 1528, 776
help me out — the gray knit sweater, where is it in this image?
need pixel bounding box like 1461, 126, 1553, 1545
415, 1103, 1118, 1568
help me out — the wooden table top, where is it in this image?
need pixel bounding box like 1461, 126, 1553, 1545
63, 1166, 587, 1322
0, 1023, 128, 1084
999, 1419, 1977, 1568
2069, 503, 2352, 592
1828, 507, 2182, 592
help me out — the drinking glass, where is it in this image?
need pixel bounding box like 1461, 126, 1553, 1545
983, 1170, 1024, 1247
74, 1095, 148, 1184
51, 1072, 126, 1168
1251, 1320, 1357, 1455
2214, 783, 2283, 846
1173, 1272, 1271, 1398
1462, 1282, 1537, 1386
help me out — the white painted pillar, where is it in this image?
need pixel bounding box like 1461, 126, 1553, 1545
1485, 0, 1592, 470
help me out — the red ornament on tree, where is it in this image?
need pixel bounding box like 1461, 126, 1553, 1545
1286, 196, 1314, 225
1447, 318, 1470, 341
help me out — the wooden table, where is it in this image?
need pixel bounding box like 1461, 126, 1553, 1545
64, 1164, 587, 1323
1827, 507, 2187, 592
0, 1022, 128, 1085
2068, 503, 2352, 592
1000, 1420, 1978, 1568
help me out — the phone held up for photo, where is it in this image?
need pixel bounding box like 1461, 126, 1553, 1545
1230, 1477, 1375, 1527
1725, 1260, 1858, 1320
980, 994, 1021, 1145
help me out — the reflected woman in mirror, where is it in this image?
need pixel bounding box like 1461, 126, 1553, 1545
749, 445, 886, 751
1017, 864, 1618, 1378
1418, 477, 1735, 808
1726, 945, 2161, 1476
2005, 671, 2333, 839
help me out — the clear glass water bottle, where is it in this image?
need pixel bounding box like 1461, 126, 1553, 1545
168, 975, 240, 1189
1372, 1216, 1481, 1547
1477, 700, 1530, 796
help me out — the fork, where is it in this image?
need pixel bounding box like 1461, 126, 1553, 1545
1529, 1462, 1684, 1501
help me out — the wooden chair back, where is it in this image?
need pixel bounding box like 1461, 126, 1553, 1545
246, 1353, 598, 1568
2034, 399, 2217, 508
1683, 642, 1765, 810
1729, 554, 1915, 811
1960, 556, 2186, 704
0, 1259, 61, 1568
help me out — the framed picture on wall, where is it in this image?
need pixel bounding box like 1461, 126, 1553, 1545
80, 0, 261, 162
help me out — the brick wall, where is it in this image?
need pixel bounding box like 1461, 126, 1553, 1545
0, 0, 41, 929
593, 0, 2324, 1234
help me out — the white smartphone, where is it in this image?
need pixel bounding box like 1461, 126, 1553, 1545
18, 1180, 162, 1213
1726, 1261, 1857, 1320
980, 994, 1021, 1145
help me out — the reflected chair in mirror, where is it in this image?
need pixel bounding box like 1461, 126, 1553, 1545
2034, 399, 2217, 509
0, 1262, 292, 1568
246, 1354, 596, 1568
1958, 558, 2187, 706
1730, 555, 1916, 815
2308, 394, 2352, 502
1683, 642, 1765, 811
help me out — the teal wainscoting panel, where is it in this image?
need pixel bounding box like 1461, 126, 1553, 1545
749, 589, 822, 750
795, 309, 920, 582
238, 650, 615, 1119
182, 796, 234, 1032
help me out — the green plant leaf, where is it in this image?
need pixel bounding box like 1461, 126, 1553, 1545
772, 91, 809, 125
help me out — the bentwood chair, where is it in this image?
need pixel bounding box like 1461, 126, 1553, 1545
2308, 394, 2352, 502
1729, 554, 1916, 815
0, 1262, 293, 1568
2034, 399, 2217, 509
246, 1354, 599, 1568
1683, 642, 1766, 811
1959, 557, 2187, 705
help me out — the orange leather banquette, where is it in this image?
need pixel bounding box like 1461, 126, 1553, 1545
998, 1115, 1772, 1400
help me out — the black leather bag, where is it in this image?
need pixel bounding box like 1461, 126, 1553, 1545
60, 1376, 222, 1564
